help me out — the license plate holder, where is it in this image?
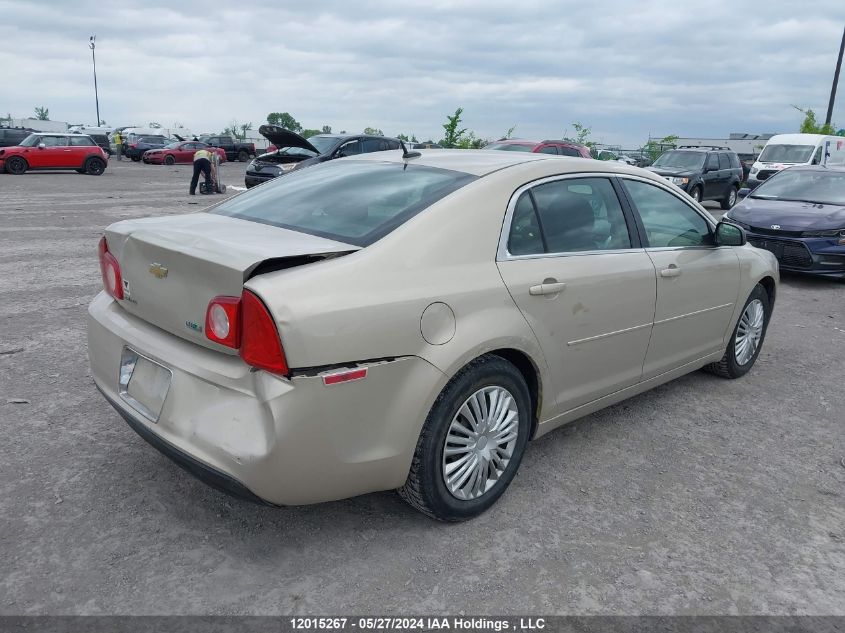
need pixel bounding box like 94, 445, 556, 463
119, 347, 172, 423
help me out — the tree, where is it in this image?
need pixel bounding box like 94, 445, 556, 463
363, 127, 384, 136
34, 106, 49, 120
301, 129, 321, 138
442, 107, 467, 148
239, 122, 253, 139
641, 134, 679, 162
321, 125, 332, 134
793, 106, 837, 135
455, 131, 486, 149
396, 133, 409, 141
266, 112, 302, 132
502, 125, 517, 139
564, 121, 596, 153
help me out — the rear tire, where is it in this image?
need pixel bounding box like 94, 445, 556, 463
237, 149, 249, 162
164, 155, 175, 166
398, 354, 531, 521
721, 185, 738, 210
131, 155, 140, 162
85, 157, 106, 175
5, 156, 27, 175
704, 284, 770, 379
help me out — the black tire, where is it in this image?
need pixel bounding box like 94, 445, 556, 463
131, 155, 140, 162
689, 186, 702, 203
721, 185, 739, 210
237, 149, 249, 162
704, 284, 770, 379
5, 156, 27, 175
164, 155, 175, 166
398, 354, 531, 521
85, 157, 106, 175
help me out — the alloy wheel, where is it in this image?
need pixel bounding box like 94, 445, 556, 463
728, 188, 737, 207
735, 299, 765, 365
442, 386, 520, 500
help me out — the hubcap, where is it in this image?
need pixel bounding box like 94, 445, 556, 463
729, 189, 737, 206
692, 189, 701, 201
442, 386, 520, 500
735, 299, 765, 365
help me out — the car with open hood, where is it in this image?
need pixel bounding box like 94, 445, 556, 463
244, 125, 401, 188
724, 165, 845, 279
88, 149, 777, 521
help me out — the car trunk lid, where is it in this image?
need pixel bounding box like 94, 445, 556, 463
105, 212, 358, 351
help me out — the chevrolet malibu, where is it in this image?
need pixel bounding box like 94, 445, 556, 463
88, 151, 778, 521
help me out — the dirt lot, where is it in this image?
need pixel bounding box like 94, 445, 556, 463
1, 160, 843, 615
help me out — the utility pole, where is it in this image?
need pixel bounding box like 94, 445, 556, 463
89, 35, 100, 126
825, 25, 845, 127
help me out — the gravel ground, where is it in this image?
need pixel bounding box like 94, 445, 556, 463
1, 161, 843, 615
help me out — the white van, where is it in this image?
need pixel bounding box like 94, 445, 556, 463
747, 133, 845, 188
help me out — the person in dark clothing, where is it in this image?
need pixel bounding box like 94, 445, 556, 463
189, 148, 213, 195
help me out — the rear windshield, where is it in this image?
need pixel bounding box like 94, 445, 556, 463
211, 160, 477, 246
759, 144, 815, 164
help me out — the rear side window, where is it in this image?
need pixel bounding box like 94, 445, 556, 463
558, 146, 582, 157
212, 161, 477, 247
508, 178, 632, 254
718, 153, 731, 169
538, 146, 558, 155
70, 136, 95, 146
728, 153, 740, 169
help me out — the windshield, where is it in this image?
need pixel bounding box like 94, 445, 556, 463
758, 144, 815, 164
271, 146, 318, 157
19, 134, 40, 147
211, 160, 477, 246
750, 169, 845, 205
163, 142, 180, 149
652, 151, 706, 170
483, 143, 533, 152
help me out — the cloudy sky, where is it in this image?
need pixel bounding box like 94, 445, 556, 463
2, 0, 844, 146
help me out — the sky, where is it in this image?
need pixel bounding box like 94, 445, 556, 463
1, 0, 844, 147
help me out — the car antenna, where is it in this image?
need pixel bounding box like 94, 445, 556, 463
399, 139, 421, 160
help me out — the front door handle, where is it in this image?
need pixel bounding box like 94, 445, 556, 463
660, 265, 682, 278
529, 281, 567, 296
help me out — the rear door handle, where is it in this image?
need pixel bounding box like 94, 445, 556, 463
529, 282, 567, 296
660, 265, 682, 278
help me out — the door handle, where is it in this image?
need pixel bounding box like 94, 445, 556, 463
660, 265, 682, 278
529, 281, 567, 296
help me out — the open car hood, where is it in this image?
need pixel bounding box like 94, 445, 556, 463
258, 125, 320, 153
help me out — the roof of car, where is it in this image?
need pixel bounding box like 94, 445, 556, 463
348, 148, 644, 177
31, 132, 92, 136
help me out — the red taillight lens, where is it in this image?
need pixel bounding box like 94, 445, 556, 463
98, 236, 123, 299
204, 290, 288, 375
204, 296, 241, 348
240, 290, 288, 375
129, 143, 137, 148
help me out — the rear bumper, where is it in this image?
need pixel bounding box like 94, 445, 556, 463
87, 292, 446, 505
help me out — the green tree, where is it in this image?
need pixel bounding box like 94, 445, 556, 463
793, 106, 837, 134
321, 125, 332, 134
239, 122, 253, 140
502, 125, 517, 139
363, 127, 384, 136
396, 133, 409, 141
266, 112, 302, 132
301, 129, 321, 138
641, 134, 679, 162
564, 121, 597, 153
34, 106, 49, 120
442, 107, 467, 148
455, 131, 486, 149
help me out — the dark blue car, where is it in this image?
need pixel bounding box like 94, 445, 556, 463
724, 165, 845, 279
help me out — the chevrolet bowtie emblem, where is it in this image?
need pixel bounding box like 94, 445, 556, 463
149, 263, 168, 279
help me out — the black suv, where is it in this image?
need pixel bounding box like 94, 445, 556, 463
245, 126, 402, 188
0, 127, 36, 148
647, 146, 744, 209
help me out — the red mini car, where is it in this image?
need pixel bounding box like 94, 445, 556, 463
482, 139, 593, 158
0, 132, 109, 175
142, 141, 226, 165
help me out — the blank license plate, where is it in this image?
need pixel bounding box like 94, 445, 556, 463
119, 347, 172, 422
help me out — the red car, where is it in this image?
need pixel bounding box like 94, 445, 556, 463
0, 132, 109, 175
143, 141, 226, 165
483, 138, 593, 158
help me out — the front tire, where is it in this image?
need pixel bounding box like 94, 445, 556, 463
705, 284, 770, 379
398, 355, 531, 521
721, 185, 738, 210
5, 156, 27, 174
164, 155, 175, 166
237, 149, 249, 162
85, 157, 106, 175
131, 155, 140, 162
689, 186, 702, 203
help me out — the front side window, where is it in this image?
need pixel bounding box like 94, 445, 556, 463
538, 146, 558, 155
624, 180, 711, 248
212, 161, 476, 247
507, 178, 632, 255
336, 140, 362, 157
40, 136, 68, 147
706, 154, 720, 171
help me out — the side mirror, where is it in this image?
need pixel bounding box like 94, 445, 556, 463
37, 143, 46, 149
715, 221, 746, 247
737, 187, 751, 199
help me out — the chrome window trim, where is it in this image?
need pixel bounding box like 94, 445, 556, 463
496, 172, 642, 262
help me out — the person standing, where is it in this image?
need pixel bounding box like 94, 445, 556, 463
112, 131, 123, 161
190, 147, 213, 195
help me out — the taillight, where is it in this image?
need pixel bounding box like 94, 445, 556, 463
98, 236, 123, 299
129, 143, 137, 148
204, 290, 288, 375
205, 296, 241, 348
